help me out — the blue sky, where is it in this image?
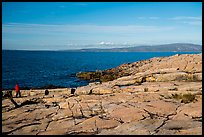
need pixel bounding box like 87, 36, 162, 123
2, 2, 202, 50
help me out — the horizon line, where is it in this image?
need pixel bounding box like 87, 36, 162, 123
2, 42, 202, 51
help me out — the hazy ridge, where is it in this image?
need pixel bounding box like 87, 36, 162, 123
64, 43, 202, 52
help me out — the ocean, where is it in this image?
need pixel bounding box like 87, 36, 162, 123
2, 50, 201, 90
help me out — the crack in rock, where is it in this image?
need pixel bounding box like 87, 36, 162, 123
152, 105, 181, 134
3, 122, 41, 135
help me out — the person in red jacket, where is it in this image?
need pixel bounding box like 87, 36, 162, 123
15, 83, 21, 98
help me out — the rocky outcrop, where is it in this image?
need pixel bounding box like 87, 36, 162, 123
2, 53, 202, 135
76, 54, 202, 82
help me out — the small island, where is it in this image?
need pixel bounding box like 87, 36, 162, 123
2, 53, 202, 135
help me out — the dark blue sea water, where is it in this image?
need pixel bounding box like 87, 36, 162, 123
2, 50, 201, 90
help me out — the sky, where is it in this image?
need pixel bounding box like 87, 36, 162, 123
2, 2, 202, 50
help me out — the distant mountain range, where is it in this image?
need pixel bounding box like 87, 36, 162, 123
65, 43, 202, 52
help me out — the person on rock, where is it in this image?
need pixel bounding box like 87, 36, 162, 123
15, 83, 21, 98
45, 89, 49, 95
71, 88, 76, 94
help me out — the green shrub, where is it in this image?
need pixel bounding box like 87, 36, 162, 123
171, 93, 196, 104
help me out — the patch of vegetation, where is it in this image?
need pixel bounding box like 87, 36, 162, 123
100, 74, 118, 82
171, 93, 196, 104
76, 71, 103, 81
184, 74, 201, 82
76, 71, 121, 82
144, 88, 148, 92
175, 74, 201, 82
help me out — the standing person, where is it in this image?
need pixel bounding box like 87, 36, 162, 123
15, 83, 21, 98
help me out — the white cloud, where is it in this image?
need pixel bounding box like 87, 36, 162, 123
149, 17, 160, 20
182, 21, 202, 25
98, 41, 114, 45
170, 16, 201, 20
2, 23, 175, 35
169, 16, 202, 26
137, 17, 146, 19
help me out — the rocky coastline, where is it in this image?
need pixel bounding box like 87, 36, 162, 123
2, 53, 202, 135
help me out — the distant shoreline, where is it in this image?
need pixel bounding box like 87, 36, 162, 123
2, 50, 202, 53
2, 43, 202, 52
